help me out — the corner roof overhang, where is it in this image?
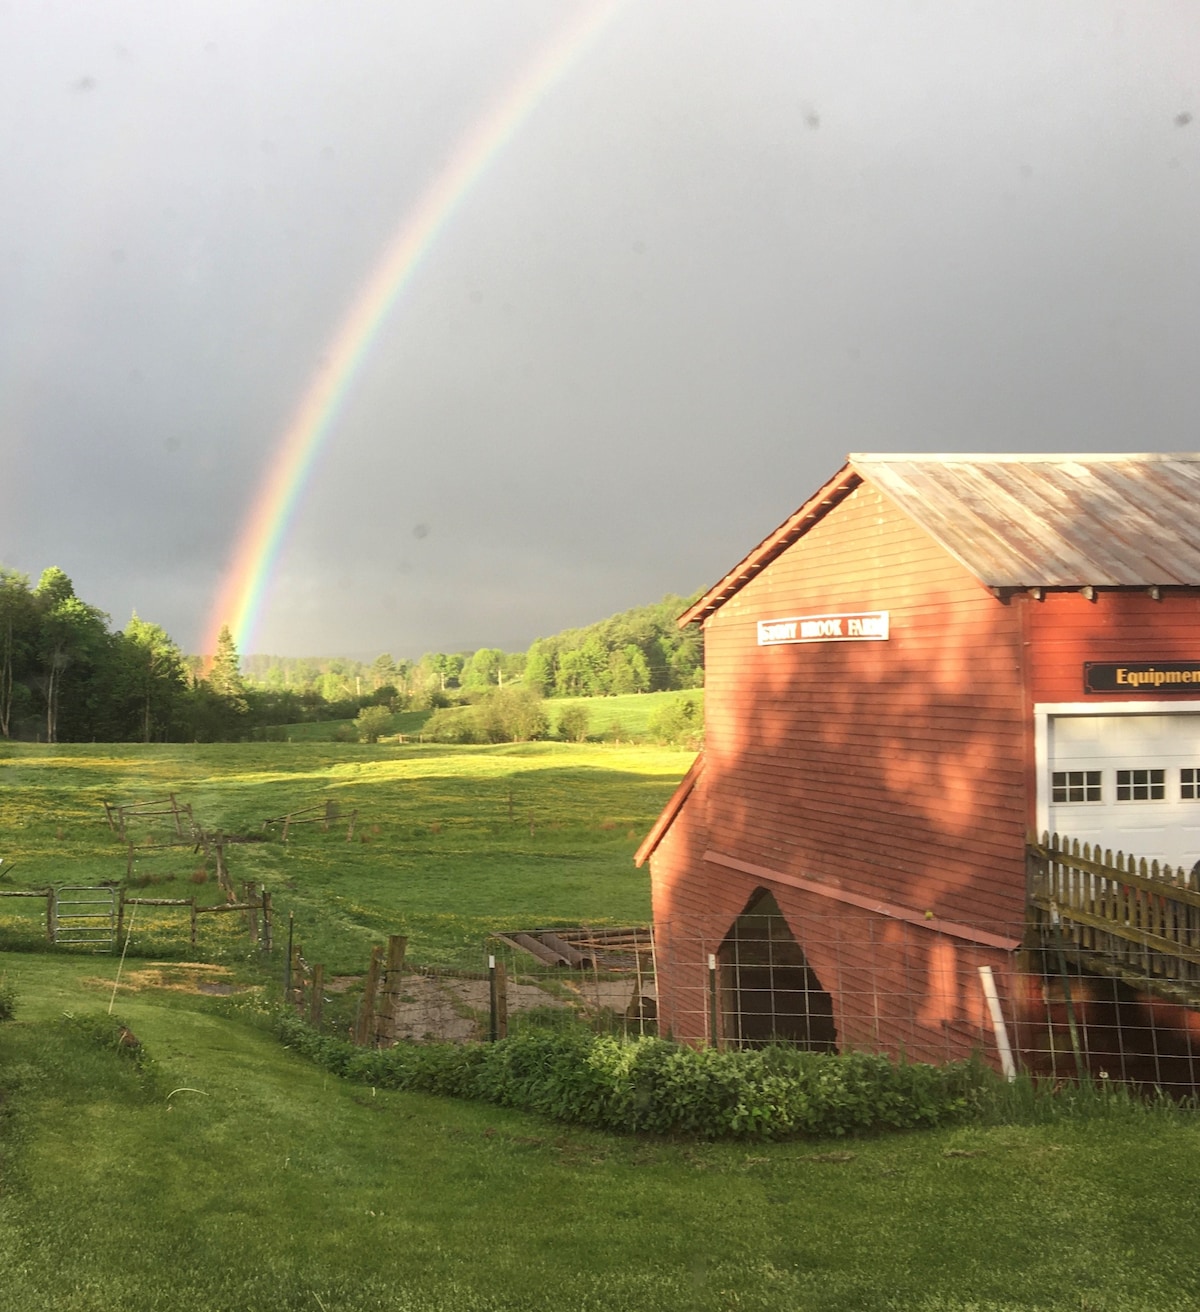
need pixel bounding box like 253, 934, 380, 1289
677, 464, 861, 627
633, 751, 704, 868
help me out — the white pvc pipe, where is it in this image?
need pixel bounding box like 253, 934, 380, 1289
978, 964, 1017, 1081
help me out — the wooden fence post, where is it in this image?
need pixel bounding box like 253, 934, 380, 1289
246, 881, 259, 944
346, 811, 357, 842
375, 935, 407, 1046
116, 890, 126, 944
355, 946, 383, 1046
215, 836, 230, 897
261, 889, 272, 953
190, 898, 198, 949
309, 963, 325, 1028
46, 887, 55, 943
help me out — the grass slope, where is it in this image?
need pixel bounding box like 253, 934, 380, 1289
1, 958, 1199, 1311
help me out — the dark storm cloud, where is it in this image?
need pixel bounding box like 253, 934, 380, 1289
2, 1, 1198, 655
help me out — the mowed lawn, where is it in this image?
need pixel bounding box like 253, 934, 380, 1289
0, 739, 688, 970
2, 955, 1200, 1312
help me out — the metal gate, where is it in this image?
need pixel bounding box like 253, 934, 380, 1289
53, 886, 117, 951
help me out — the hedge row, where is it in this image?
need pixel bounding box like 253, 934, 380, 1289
275, 1017, 989, 1139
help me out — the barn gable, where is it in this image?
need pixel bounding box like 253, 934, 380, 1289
682, 452, 1200, 630
644, 452, 1200, 1074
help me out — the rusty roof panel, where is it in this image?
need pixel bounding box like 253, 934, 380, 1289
849, 454, 1200, 587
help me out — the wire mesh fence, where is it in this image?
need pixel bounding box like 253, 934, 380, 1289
651, 908, 1200, 1093
282, 909, 1200, 1094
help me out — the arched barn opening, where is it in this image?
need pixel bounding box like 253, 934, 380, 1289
717, 889, 837, 1051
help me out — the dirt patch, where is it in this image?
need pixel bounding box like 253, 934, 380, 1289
388, 974, 570, 1044
85, 961, 254, 997
382, 973, 656, 1044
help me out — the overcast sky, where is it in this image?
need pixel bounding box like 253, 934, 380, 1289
1, 2, 1197, 659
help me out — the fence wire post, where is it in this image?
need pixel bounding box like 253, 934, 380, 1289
488, 954, 498, 1042
707, 952, 719, 1049
1050, 905, 1086, 1077
978, 965, 1016, 1081
284, 912, 294, 999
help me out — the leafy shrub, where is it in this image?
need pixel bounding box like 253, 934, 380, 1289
423, 689, 549, 744
422, 705, 481, 744
556, 703, 590, 743
354, 704, 393, 743
474, 687, 548, 743
275, 1017, 984, 1140
647, 695, 704, 748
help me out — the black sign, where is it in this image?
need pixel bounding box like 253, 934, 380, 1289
1084, 662, 1200, 695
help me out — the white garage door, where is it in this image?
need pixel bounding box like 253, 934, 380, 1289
1048, 713, 1200, 871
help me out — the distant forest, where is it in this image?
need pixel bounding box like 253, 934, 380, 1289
0, 564, 701, 743
242, 592, 703, 705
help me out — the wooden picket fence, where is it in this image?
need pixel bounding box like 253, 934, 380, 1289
1026, 830, 1200, 1001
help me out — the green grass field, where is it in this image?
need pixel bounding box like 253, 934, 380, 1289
0, 739, 687, 971
3, 740, 1200, 1310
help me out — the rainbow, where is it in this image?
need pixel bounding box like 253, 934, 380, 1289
202, 0, 626, 657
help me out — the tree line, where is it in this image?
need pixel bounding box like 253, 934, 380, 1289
0, 567, 249, 743
0, 566, 703, 743
244, 593, 704, 710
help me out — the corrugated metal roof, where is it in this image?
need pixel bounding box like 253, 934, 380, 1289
850, 453, 1200, 587
680, 453, 1200, 627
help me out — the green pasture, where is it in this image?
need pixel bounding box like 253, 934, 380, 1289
0, 739, 688, 972
2, 956, 1199, 1312
544, 689, 701, 740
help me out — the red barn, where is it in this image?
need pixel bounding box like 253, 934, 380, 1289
638, 454, 1200, 1085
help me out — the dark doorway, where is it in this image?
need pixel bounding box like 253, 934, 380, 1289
718, 888, 837, 1051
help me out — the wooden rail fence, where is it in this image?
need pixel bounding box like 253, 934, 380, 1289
1027, 831, 1200, 1002
0, 885, 272, 952
104, 794, 195, 841
263, 799, 357, 842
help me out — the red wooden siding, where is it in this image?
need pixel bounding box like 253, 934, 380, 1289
1026, 590, 1200, 703
699, 480, 1028, 929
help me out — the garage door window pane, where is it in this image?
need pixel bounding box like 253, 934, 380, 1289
1052, 771, 1102, 803
1116, 768, 1165, 801
1183, 768, 1199, 800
